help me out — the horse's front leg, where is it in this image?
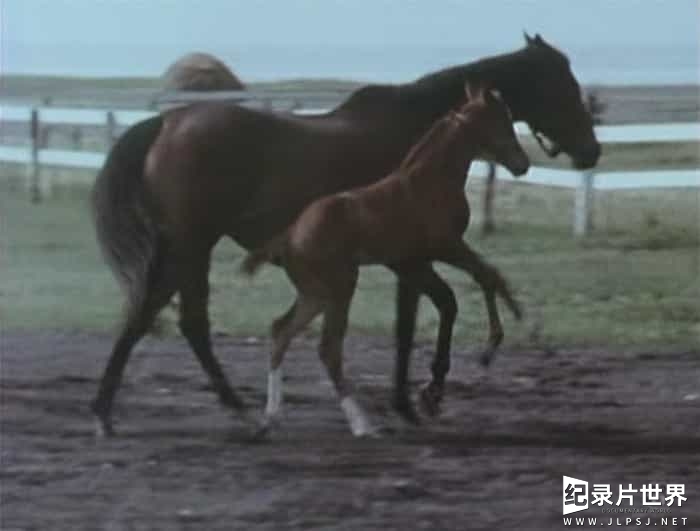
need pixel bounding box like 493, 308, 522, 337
393, 277, 421, 423
393, 264, 458, 418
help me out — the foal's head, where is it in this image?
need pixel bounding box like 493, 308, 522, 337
454, 83, 530, 177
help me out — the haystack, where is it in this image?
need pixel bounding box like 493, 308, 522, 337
163, 52, 244, 91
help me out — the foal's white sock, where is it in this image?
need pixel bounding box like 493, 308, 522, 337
340, 396, 374, 437
265, 368, 283, 419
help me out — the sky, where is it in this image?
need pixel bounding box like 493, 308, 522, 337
1, 0, 698, 81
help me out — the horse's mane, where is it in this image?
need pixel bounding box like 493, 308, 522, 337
336, 85, 399, 113
333, 55, 514, 118
335, 40, 570, 116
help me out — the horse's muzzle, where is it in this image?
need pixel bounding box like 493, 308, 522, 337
572, 142, 602, 170
507, 155, 530, 177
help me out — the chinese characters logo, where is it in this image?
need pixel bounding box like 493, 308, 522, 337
563, 477, 686, 515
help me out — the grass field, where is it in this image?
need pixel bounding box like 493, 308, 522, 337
2, 74, 698, 124
3, 175, 698, 350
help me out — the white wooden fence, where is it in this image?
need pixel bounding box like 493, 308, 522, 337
1, 90, 698, 235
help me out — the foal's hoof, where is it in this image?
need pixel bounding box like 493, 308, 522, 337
93, 415, 115, 438
419, 384, 443, 417
238, 410, 271, 441
512, 300, 524, 321
392, 397, 421, 425
353, 425, 383, 439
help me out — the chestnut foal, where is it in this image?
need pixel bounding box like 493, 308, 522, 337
243, 84, 529, 436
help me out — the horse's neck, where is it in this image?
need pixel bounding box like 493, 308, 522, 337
331, 48, 530, 178
401, 48, 531, 122
462, 50, 532, 121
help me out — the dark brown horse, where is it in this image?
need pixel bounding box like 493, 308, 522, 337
242, 84, 528, 436
91, 34, 600, 436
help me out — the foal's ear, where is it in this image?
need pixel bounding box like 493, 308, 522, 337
464, 81, 484, 102
485, 88, 503, 104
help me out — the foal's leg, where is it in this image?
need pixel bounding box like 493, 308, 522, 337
412, 268, 459, 416
261, 298, 323, 430
319, 295, 376, 437
91, 259, 177, 437
442, 241, 522, 366
307, 265, 375, 437
391, 265, 459, 418
177, 250, 249, 420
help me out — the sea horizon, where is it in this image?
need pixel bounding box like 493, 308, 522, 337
3, 43, 699, 86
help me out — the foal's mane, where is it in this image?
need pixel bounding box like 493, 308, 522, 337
397, 110, 465, 175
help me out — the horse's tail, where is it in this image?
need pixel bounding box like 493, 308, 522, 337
91, 115, 165, 315
241, 233, 288, 276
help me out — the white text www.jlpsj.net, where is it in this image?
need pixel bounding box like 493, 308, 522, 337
563, 516, 688, 527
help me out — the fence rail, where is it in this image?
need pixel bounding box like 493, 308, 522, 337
1, 89, 698, 235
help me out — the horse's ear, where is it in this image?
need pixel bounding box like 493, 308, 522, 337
464, 81, 483, 102
534, 33, 544, 45
523, 31, 534, 45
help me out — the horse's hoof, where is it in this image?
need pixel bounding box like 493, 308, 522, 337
93, 416, 115, 438
479, 350, 494, 368
393, 397, 421, 425
248, 421, 272, 443
419, 384, 443, 417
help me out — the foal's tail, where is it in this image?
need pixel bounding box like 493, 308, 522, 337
91, 116, 165, 316
241, 233, 288, 276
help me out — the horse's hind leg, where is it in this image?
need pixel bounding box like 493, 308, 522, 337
176, 250, 248, 420
261, 297, 323, 431
92, 258, 177, 437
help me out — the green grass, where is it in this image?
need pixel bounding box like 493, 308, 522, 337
2, 176, 698, 350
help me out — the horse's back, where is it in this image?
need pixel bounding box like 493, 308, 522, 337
143, 102, 357, 246
143, 103, 266, 242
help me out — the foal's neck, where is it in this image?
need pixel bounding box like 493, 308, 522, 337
401, 118, 479, 192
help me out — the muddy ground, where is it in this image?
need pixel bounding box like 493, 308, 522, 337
2, 331, 699, 530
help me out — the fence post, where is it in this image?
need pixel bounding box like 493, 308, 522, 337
30, 108, 41, 203
105, 111, 117, 147
573, 170, 595, 236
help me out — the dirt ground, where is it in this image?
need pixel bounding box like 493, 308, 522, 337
1, 331, 699, 530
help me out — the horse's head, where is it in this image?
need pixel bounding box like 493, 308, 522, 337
456, 82, 529, 177
507, 33, 601, 169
